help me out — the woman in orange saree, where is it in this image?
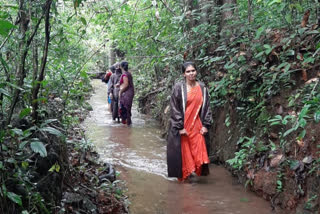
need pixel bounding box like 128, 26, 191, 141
167, 61, 212, 181
180, 83, 210, 180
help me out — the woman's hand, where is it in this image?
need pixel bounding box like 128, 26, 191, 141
179, 129, 188, 136
200, 127, 208, 135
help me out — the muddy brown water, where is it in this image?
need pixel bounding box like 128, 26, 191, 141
84, 80, 273, 214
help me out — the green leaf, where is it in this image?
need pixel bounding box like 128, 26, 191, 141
40, 127, 64, 137
297, 130, 306, 140
7, 192, 22, 206
5, 82, 24, 91
80, 17, 87, 26
30, 141, 47, 157
40, 119, 58, 127
1, 183, 7, 197
255, 26, 265, 40
268, 0, 281, 6
0, 161, 3, 170
21, 161, 29, 169
49, 163, 60, 172
0, 54, 9, 71
263, 44, 271, 49
0, 88, 11, 98
21, 211, 30, 214
285, 14, 292, 24
283, 127, 296, 137
0, 19, 15, 36
299, 118, 307, 128
32, 97, 47, 104
80, 70, 88, 78
11, 128, 23, 136
19, 141, 29, 150
314, 111, 320, 123
284, 64, 291, 73
19, 108, 31, 119
255, 51, 264, 58
289, 160, 300, 170
307, 30, 320, 35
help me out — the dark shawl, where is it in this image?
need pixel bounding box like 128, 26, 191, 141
108, 70, 122, 99
167, 80, 212, 178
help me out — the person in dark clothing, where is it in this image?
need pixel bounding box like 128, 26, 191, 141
104, 66, 116, 112
119, 61, 135, 126
108, 63, 122, 122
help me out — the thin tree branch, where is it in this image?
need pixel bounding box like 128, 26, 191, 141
31, 0, 52, 122
6, 0, 46, 127
159, 0, 176, 15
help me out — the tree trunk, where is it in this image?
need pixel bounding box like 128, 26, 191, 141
6, 0, 29, 126
221, 0, 236, 25
6, 0, 44, 126
248, 0, 252, 24
109, 42, 116, 66
31, 0, 52, 122
318, 0, 320, 27
199, 0, 210, 24
216, 0, 237, 40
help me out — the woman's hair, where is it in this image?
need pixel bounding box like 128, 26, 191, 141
110, 65, 116, 73
120, 61, 129, 71
182, 61, 197, 73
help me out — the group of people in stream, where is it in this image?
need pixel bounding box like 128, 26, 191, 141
102, 61, 211, 182
102, 61, 135, 126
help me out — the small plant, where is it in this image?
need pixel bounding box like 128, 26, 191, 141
226, 136, 257, 170
276, 170, 284, 192
304, 195, 318, 210
268, 105, 310, 151
309, 144, 320, 175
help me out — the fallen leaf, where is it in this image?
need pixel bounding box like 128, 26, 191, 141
297, 139, 305, 147
270, 154, 284, 168
302, 69, 307, 81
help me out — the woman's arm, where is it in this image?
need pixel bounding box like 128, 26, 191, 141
119, 76, 129, 96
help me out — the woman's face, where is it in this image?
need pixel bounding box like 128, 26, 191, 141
183, 65, 197, 82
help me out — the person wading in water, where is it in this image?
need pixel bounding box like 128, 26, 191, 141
167, 61, 212, 181
119, 61, 135, 126
108, 63, 122, 122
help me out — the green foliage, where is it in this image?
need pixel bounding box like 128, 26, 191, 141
276, 170, 284, 192
309, 144, 320, 175
304, 195, 318, 210
226, 136, 268, 170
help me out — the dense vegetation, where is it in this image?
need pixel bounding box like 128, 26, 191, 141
0, 0, 125, 213
1, 0, 319, 213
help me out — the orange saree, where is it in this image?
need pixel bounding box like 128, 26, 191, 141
180, 85, 210, 181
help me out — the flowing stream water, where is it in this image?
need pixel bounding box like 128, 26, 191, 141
84, 79, 273, 214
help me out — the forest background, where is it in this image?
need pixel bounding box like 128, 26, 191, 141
0, 0, 319, 213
